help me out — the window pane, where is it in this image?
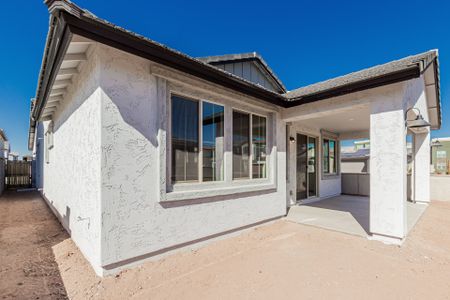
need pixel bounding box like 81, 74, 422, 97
171, 96, 199, 183
308, 136, 316, 197
233, 111, 250, 179
329, 140, 336, 173
252, 115, 267, 178
202, 102, 224, 182
323, 139, 329, 174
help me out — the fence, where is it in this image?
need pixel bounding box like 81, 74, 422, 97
342, 173, 450, 201
341, 173, 370, 196
431, 175, 450, 201
5, 160, 32, 189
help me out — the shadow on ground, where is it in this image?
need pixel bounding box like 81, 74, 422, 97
0, 190, 69, 299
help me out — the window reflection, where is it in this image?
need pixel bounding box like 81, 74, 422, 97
202, 102, 224, 181
252, 115, 267, 178
171, 96, 199, 183
233, 111, 250, 179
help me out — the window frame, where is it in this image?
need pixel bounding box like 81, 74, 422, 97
322, 137, 339, 178
170, 93, 225, 186
231, 108, 268, 181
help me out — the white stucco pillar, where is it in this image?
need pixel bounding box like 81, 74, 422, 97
369, 96, 407, 244
412, 131, 431, 203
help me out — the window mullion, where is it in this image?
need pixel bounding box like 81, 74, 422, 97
199, 101, 203, 183
248, 114, 253, 179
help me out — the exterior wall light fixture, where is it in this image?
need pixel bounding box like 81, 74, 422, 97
405, 107, 431, 129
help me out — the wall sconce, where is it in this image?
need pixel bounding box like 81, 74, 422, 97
405, 107, 431, 129
289, 136, 296, 143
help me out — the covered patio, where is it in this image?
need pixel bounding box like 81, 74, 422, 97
286, 195, 428, 238
282, 51, 441, 244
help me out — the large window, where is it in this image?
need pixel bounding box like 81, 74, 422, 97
233, 111, 267, 179
171, 95, 224, 183
323, 138, 337, 174
171, 94, 269, 185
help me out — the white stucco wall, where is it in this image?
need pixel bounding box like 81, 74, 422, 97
95, 44, 287, 272
404, 77, 431, 203
33, 122, 45, 190
369, 83, 409, 242
41, 45, 103, 273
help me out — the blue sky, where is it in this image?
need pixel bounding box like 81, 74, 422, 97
0, 0, 448, 156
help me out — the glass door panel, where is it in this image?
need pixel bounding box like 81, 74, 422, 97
296, 134, 308, 200
308, 137, 317, 197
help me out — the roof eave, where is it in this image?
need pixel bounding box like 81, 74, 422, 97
285, 66, 421, 107
32, 2, 287, 123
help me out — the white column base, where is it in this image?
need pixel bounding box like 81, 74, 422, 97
369, 234, 404, 246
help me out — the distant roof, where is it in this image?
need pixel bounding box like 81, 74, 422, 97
341, 148, 370, 160
197, 52, 286, 93
286, 50, 439, 101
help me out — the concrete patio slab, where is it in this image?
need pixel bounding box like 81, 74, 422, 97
286, 195, 428, 238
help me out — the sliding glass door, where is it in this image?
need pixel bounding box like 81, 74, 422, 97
296, 133, 317, 200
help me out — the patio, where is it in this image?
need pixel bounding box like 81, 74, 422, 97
286, 195, 428, 238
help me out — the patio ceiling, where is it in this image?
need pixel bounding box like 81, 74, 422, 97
297, 104, 370, 135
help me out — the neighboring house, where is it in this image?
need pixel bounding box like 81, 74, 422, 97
341, 148, 371, 173
0, 130, 10, 160
8, 152, 19, 161
28, 0, 442, 276
354, 139, 370, 150
431, 137, 450, 174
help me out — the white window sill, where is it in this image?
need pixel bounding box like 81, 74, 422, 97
163, 181, 276, 202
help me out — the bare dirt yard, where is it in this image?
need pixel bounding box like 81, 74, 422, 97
1, 191, 450, 299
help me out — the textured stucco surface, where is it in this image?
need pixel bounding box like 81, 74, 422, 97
369, 83, 408, 240
40, 45, 102, 272
33, 122, 45, 190
97, 44, 286, 270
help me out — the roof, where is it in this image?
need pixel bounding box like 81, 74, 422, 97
28, 0, 442, 149
341, 149, 370, 160
0, 129, 7, 142
286, 50, 438, 101
197, 52, 286, 93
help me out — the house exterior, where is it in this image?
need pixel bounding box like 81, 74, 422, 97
28, 0, 442, 276
431, 137, 450, 174
0, 130, 10, 160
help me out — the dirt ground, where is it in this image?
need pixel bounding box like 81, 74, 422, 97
1, 191, 450, 299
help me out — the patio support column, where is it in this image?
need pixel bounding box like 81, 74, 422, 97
412, 131, 431, 203
369, 96, 407, 244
